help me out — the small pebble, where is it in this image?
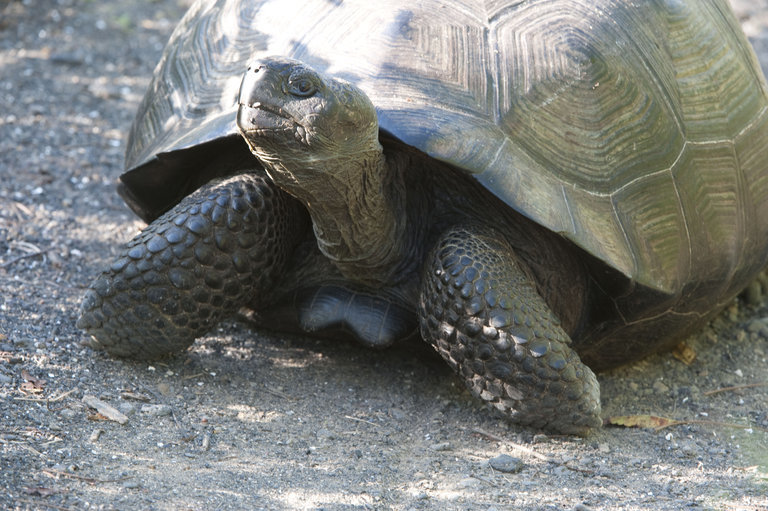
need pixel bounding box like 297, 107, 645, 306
118, 402, 136, 416
390, 408, 406, 420
141, 404, 172, 416
488, 454, 524, 473
50, 53, 84, 66
457, 477, 481, 489
89, 429, 104, 443
747, 319, 766, 333
201, 432, 211, 451
59, 408, 76, 419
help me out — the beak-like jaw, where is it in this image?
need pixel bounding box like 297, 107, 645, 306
237, 61, 297, 136
236, 57, 321, 154
236, 100, 298, 138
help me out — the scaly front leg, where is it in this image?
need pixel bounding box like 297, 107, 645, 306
418, 225, 601, 434
78, 171, 306, 359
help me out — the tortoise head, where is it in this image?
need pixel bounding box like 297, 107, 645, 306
237, 57, 381, 186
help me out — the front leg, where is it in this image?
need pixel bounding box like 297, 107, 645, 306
419, 226, 601, 434
77, 172, 306, 359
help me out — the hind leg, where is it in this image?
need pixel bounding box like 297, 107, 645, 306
78, 172, 306, 359
418, 225, 601, 434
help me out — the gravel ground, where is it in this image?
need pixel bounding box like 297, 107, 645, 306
1, 1, 767, 510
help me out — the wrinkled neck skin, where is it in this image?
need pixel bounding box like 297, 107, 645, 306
262, 145, 410, 287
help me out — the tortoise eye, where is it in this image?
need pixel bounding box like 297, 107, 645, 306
287, 78, 317, 98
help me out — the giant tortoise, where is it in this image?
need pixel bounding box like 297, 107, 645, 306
78, 0, 768, 433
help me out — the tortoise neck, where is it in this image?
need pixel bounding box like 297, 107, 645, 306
272, 147, 409, 286
313, 150, 409, 285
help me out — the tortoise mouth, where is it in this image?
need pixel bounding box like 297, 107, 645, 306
236, 102, 309, 144
237, 101, 293, 130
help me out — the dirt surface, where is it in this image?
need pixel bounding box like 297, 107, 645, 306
1, 0, 767, 509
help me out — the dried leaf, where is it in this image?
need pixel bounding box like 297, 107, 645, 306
605, 414, 681, 429
672, 341, 697, 365
20, 370, 46, 394
21, 369, 46, 389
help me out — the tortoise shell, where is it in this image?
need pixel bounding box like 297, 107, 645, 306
119, 0, 768, 357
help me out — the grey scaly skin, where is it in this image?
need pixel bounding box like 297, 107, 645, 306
79, 57, 601, 434
420, 226, 601, 432
77, 173, 307, 359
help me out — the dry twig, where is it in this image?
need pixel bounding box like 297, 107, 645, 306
14, 389, 76, 403
0, 248, 49, 269
703, 382, 767, 396
42, 468, 130, 484
344, 415, 378, 427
